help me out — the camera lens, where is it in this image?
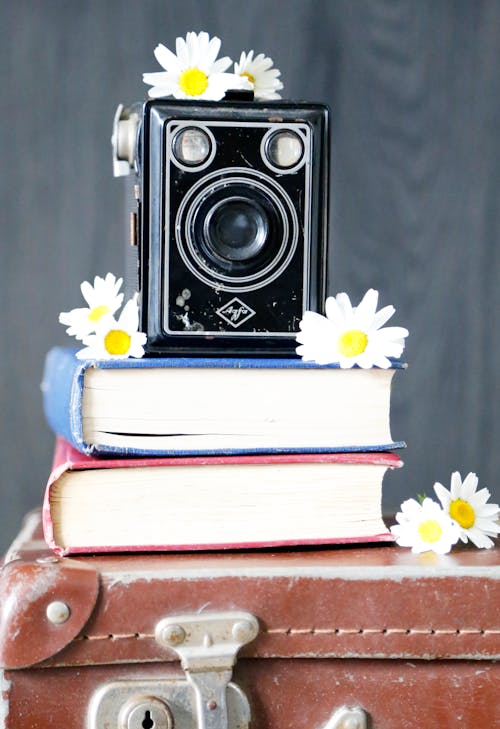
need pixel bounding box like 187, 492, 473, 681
176, 170, 299, 292
265, 130, 304, 169
204, 198, 268, 262
172, 127, 211, 166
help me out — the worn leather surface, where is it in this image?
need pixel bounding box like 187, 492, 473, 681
1, 511, 499, 668
2, 659, 499, 729
0, 556, 99, 668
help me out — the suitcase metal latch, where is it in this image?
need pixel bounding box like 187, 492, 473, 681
155, 611, 258, 729
88, 611, 258, 729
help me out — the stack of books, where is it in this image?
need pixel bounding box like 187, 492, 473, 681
41, 347, 404, 555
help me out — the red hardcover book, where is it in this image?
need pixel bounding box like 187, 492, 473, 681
43, 437, 402, 555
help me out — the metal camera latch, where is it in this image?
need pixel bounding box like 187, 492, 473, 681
155, 611, 259, 729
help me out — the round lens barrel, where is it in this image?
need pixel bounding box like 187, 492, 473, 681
203, 197, 268, 262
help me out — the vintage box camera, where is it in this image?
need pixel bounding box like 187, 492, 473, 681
113, 96, 329, 356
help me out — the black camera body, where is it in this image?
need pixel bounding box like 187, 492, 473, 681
114, 98, 330, 356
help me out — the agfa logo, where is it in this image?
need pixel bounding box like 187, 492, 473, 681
216, 297, 256, 328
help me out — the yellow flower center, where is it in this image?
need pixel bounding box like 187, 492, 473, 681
104, 329, 131, 355
88, 304, 110, 323
179, 68, 209, 96
241, 71, 255, 84
449, 499, 475, 529
338, 329, 368, 357
418, 519, 443, 544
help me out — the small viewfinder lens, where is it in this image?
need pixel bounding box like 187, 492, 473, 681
266, 130, 304, 169
173, 127, 211, 166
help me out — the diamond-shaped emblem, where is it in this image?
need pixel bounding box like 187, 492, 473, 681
216, 297, 256, 328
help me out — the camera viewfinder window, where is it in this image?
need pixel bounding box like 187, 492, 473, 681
265, 130, 304, 169
173, 127, 212, 166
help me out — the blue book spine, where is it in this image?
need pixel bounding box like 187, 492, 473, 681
42, 347, 90, 453
42, 347, 406, 457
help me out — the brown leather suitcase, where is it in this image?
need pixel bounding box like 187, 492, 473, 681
1, 510, 499, 729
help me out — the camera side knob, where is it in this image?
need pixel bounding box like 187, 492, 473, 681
112, 104, 139, 177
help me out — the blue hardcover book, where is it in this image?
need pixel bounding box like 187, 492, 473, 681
42, 347, 406, 457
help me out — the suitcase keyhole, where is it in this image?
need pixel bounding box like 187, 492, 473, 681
142, 710, 154, 729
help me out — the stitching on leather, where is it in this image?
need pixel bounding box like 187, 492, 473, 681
74, 628, 500, 641
265, 628, 499, 636
75, 632, 155, 641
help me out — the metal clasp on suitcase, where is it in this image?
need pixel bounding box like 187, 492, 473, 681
88, 611, 259, 729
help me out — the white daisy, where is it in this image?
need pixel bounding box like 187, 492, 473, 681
296, 288, 409, 368
59, 273, 124, 341
434, 472, 500, 549
76, 299, 147, 360
390, 498, 460, 555
234, 51, 283, 100
143, 31, 251, 100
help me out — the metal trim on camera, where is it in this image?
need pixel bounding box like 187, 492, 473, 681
170, 123, 217, 171
173, 167, 300, 294
261, 126, 307, 174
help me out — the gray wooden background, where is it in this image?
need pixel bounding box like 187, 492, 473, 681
0, 0, 499, 552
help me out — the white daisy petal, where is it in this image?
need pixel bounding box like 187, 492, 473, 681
153, 44, 181, 73
128, 333, 148, 358
366, 336, 404, 358
464, 528, 495, 549
237, 54, 250, 72
77, 303, 146, 361
371, 326, 409, 341
59, 307, 87, 326
433, 482, 451, 508
234, 49, 283, 100
117, 298, 140, 331
476, 502, 500, 518
175, 35, 189, 66
92, 275, 106, 295
205, 72, 250, 100
472, 487, 493, 507
352, 288, 379, 328
434, 471, 499, 549
211, 56, 233, 73
59, 308, 95, 340
450, 472, 462, 499
60, 273, 125, 341
205, 35, 222, 66
148, 84, 179, 99
80, 280, 95, 307
396, 500, 415, 521
324, 296, 346, 327
391, 498, 460, 555
256, 56, 273, 72
296, 343, 337, 365
336, 356, 355, 369
366, 353, 392, 369
75, 345, 96, 361
296, 311, 336, 349
474, 519, 500, 536
296, 289, 408, 367
461, 472, 479, 499
142, 71, 176, 85
335, 292, 353, 319
370, 306, 396, 331
144, 32, 242, 100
